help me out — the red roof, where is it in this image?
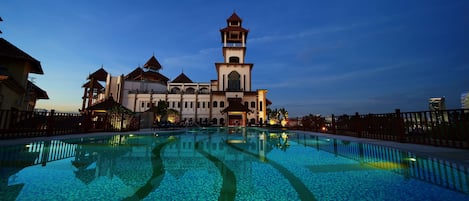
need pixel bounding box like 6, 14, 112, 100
0, 38, 44, 74
172, 72, 193, 83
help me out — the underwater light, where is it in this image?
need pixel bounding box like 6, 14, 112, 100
406, 157, 417, 162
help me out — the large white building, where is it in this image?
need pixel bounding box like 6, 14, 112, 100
82, 13, 269, 127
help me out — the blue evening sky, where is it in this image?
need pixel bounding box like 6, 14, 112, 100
1, 0, 468, 117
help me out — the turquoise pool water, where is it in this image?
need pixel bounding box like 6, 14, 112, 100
1, 127, 468, 200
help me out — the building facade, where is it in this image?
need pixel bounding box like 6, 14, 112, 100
82, 13, 269, 127
0, 38, 48, 111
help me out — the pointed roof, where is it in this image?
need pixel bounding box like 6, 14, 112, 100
124, 67, 144, 80
0, 38, 43, 74
124, 66, 169, 83
220, 13, 249, 42
86, 96, 131, 111
82, 79, 104, 89
227, 12, 242, 24
87, 67, 108, 81
172, 72, 193, 83
141, 71, 169, 82
221, 98, 253, 114
28, 81, 49, 99
143, 55, 162, 71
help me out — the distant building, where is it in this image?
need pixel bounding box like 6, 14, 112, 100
82, 13, 270, 127
0, 38, 48, 110
461, 92, 469, 109
428, 97, 446, 111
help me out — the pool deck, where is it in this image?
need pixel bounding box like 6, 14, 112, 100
1, 128, 468, 167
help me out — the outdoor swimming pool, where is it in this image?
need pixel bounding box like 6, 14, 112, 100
0, 127, 468, 200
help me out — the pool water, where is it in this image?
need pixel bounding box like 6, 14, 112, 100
0, 127, 468, 201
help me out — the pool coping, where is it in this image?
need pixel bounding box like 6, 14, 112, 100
1, 128, 468, 167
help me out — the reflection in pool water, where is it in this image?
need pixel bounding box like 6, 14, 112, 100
0, 127, 468, 200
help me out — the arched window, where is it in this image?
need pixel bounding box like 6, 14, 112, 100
228, 71, 240, 91
229, 56, 240, 63
213, 101, 218, 108
212, 118, 218, 125
199, 87, 209, 94
220, 118, 225, 126
185, 87, 195, 94
170, 87, 181, 94
220, 101, 225, 108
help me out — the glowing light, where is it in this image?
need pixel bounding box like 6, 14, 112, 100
406, 158, 417, 162
281, 119, 287, 127
227, 139, 246, 144
129, 134, 134, 137
269, 119, 277, 125
367, 161, 409, 170
321, 126, 327, 132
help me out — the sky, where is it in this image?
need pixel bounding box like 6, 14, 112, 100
1, 0, 468, 117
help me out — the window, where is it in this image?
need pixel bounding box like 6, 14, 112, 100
172, 102, 175, 108
177, 102, 180, 108
185, 102, 188, 108
197, 102, 200, 108
186, 87, 195, 94
171, 87, 181, 94
229, 57, 239, 63
244, 101, 248, 107
229, 33, 239, 40
228, 71, 240, 91
251, 101, 256, 108
199, 87, 209, 94
203, 102, 206, 108
213, 101, 218, 108
260, 101, 263, 111
220, 101, 225, 108
147, 102, 151, 108
190, 102, 193, 108
212, 118, 218, 125
141, 102, 145, 108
